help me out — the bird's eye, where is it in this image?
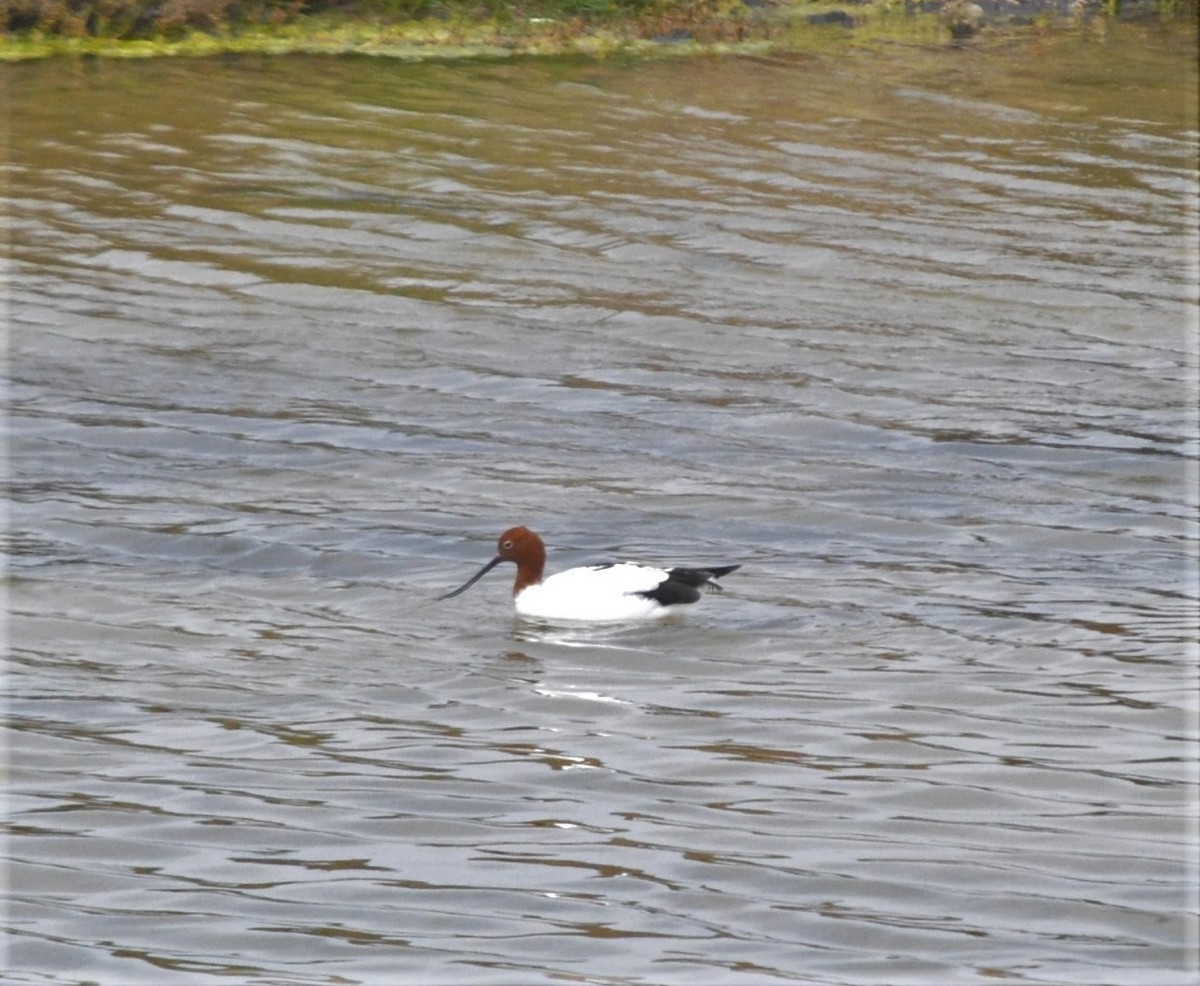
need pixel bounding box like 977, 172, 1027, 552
502, 540, 514, 550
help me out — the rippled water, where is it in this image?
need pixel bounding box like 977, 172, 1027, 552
6, 31, 1199, 985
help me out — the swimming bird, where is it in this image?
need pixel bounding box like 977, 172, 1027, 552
437, 526, 740, 622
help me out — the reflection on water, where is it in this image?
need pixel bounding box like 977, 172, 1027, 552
7, 28, 1200, 986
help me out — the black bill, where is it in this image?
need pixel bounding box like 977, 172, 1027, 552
437, 555, 504, 600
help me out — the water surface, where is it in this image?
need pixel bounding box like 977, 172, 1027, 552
6, 32, 1199, 985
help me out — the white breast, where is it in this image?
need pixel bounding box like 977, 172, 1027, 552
514, 563, 675, 622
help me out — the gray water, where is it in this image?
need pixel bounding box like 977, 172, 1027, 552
5, 34, 1199, 985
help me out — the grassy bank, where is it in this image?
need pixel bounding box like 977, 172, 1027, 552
1, 0, 1195, 60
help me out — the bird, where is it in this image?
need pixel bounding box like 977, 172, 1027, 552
437, 526, 740, 622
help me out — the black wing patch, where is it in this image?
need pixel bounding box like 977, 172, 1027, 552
634, 565, 741, 607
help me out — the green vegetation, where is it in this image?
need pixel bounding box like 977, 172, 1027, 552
1, 0, 1195, 59
5, 0, 745, 39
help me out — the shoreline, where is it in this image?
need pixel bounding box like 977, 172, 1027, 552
2, 0, 1195, 63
